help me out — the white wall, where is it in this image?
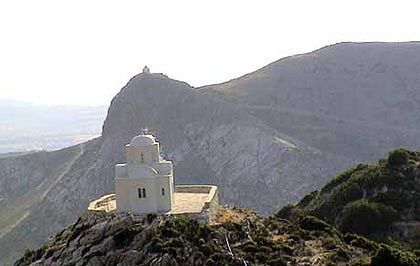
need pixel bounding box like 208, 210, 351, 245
115, 176, 173, 213
115, 135, 173, 214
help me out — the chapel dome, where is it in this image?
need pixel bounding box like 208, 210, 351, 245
130, 134, 156, 147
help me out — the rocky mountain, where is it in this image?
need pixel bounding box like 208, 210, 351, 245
0, 145, 84, 238
15, 207, 419, 266
277, 148, 420, 249
202, 42, 420, 161
2, 42, 420, 264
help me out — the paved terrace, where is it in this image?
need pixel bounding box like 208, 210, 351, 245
88, 185, 217, 215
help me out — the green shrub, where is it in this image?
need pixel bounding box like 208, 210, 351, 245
267, 257, 288, 266
323, 236, 337, 250
149, 236, 164, 252
273, 243, 293, 255
370, 245, 418, 266
334, 247, 351, 260
298, 216, 336, 234
165, 238, 185, 247
275, 204, 295, 219
201, 240, 218, 256
299, 190, 319, 207
204, 258, 215, 266
388, 149, 409, 167
165, 247, 178, 257
321, 167, 357, 193
209, 252, 232, 263
241, 240, 259, 252
161, 226, 179, 238
146, 213, 157, 223
343, 233, 378, 252
338, 200, 397, 237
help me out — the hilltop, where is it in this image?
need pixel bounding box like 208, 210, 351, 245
16, 206, 419, 266
277, 149, 420, 249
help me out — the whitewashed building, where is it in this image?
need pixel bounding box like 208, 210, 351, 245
115, 134, 174, 214
89, 132, 219, 223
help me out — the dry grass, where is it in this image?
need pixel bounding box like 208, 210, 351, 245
213, 205, 257, 225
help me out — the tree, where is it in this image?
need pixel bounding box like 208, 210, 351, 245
388, 149, 409, 167
338, 200, 397, 237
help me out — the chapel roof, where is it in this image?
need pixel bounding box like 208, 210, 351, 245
130, 134, 156, 147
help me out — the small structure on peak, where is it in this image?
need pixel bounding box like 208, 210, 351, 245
88, 132, 219, 224
142, 65, 150, 74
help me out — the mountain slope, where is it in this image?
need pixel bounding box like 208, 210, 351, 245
3, 42, 420, 264
201, 42, 420, 161
100, 73, 349, 211
13, 150, 420, 265
0, 144, 84, 238
0, 140, 101, 264
277, 149, 420, 249
0, 73, 348, 264
15, 207, 419, 266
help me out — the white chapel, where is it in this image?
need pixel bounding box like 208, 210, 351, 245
88, 131, 218, 223
115, 133, 174, 214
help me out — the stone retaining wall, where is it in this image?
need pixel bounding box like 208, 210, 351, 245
174, 185, 213, 194
88, 194, 116, 212
174, 185, 219, 224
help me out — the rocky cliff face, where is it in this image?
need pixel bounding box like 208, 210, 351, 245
2, 42, 420, 264
99, 73, 349, 212
202, 42, 420, 161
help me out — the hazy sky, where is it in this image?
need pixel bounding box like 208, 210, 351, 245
1, 0, 420, 106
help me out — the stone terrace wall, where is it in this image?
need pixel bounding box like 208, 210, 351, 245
174, 185, 218, 224
88, 185, 219, 224
174, 185, 213, 193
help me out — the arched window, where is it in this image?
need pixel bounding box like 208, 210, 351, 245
161, 188, 165, 196
138, 187, 147, 198
140, 154, 144, 163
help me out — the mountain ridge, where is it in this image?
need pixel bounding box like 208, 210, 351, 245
198, 42, 420, 90
2, 42, 420, 264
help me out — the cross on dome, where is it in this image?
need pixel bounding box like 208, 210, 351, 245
140, 127, 149, 135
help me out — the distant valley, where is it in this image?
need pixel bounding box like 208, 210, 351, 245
0, 100, 107, 153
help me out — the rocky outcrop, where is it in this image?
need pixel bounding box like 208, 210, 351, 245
15, 207, 419, 266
